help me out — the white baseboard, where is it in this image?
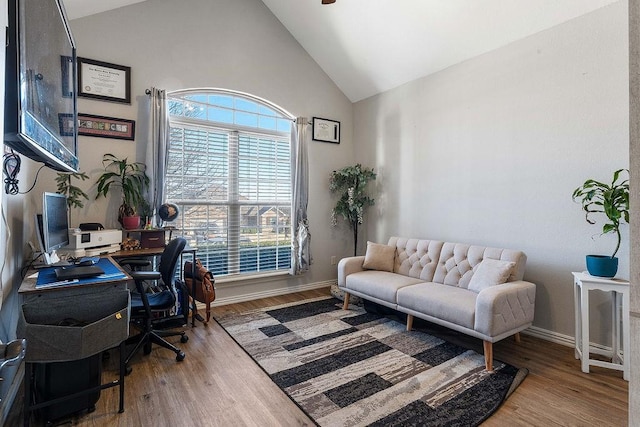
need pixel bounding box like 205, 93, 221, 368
522, 325, 612, 354
212, 280, 336, 307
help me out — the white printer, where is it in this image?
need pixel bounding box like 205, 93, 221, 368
59, 229, 122, 257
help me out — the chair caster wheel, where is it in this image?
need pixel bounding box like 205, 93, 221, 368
176, 351, 185, 362
125, 366, 132, 376
88, 405, 96, 413
143, 342, 152, 355
180, 335, 189, 343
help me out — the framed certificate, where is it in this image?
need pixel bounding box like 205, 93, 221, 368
78, 57, 131, 104
312, 117, 340, 143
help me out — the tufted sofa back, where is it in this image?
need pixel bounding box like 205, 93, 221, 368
387, 237, 526, 288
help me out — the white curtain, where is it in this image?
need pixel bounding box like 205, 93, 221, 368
145, 88, 170, 227
290, 117, 311, 275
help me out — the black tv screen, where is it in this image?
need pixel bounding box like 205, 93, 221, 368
4, 0, 79, 172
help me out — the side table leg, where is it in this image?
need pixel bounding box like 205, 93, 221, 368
623, 290, 630, 381
574, 280, 580, 359
580, 287, 590, 374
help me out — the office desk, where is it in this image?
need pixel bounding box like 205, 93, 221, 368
110, 246, 202, 326
18, 257, 130, 425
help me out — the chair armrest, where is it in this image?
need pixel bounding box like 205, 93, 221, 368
119, 258, 152, 268
474, 280, 536, 338
337, 256, 366, 287
130, 271, 162, 282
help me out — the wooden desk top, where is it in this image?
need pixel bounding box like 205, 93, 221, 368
109, 246, 196, 259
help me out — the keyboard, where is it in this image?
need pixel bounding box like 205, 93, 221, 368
54, 265, 105, 280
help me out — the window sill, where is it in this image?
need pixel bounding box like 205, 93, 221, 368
215, 270, 289, 286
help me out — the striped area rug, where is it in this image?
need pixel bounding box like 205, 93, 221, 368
216, 296, 527, 427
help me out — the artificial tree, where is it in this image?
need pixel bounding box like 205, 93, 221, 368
330, 163, 376, 256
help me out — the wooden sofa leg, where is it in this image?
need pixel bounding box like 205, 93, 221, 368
514, 332, 521, 343
483, 341, 494, 372
342, 293, 350, 310
406, 314, 413, 331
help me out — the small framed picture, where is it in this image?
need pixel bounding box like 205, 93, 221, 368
59, 113, 135, 140
77, 57, 131, 104
312, 117, 340, 144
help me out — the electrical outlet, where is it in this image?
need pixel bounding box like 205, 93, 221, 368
331, 256, 337, 265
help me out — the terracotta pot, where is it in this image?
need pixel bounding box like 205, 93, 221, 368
122, 215, 140, 230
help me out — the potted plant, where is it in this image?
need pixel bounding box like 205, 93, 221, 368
55, 171, 89, 226
572, 168, 629, 277
330, 164, 377, 256
95, 153, 150, 230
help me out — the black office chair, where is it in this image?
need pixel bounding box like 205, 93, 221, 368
122, 237, 188, 373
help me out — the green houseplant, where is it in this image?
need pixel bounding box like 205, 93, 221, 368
55, 171, 89, 226
572, 168, 629, 277
330, 164, 377, 256
95, 153, 150, 229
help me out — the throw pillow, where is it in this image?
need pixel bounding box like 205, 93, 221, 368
468, 258, 516, 293
362, 241, 395, 272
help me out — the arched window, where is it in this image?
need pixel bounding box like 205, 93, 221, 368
166, 89, 293, 278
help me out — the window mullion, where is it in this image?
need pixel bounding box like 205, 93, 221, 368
228, 131, 240, 275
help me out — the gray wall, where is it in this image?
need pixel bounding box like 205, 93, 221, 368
353, 2, 629, 343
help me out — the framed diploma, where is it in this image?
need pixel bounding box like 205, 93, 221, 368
312, 117, 340, 143
77, 57, 131, 104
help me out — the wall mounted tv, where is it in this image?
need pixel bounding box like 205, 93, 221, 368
4, 0, 79, 172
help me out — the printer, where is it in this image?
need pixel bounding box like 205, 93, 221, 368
59, 229, 123, 257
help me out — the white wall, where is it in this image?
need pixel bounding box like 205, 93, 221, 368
354, 2, 629, 343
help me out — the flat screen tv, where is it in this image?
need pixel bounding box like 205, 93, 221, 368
4, 0, 79, 172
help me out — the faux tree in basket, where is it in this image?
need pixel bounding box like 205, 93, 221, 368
572, 168, 629, 277
330, 164, 376, 256
95, 153, 150, 229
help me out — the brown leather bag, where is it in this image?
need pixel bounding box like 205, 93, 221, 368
183, 259, 215, 323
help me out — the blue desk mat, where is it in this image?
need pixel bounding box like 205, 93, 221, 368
36, 257, 127, 288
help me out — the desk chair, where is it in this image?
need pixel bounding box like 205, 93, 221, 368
122, 237, 188, 373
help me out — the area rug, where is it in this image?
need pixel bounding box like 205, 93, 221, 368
215, 296, 527, 427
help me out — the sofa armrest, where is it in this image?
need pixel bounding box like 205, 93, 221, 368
337, 256, 366, 287
474, 280, 536, 338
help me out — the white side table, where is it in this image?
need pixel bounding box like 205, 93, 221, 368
572, 271, 629, 381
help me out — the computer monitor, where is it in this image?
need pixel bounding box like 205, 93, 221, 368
37, 192, 70, 265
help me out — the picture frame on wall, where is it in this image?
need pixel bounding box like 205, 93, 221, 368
77, 57, 131, 104
59, 113, 135, 141
312, 117, 340, 143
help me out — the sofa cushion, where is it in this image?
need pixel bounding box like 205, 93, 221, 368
388, 237, 443, 281
468, 259, 516, 293
396, 283, 477, 329
346, 271, 424, 304
362, 241, 395, 272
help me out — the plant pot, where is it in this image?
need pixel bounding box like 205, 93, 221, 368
122, 216, 141, 230
586, 255, 618, 278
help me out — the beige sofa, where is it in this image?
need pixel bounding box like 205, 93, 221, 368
338, 236, 536, 371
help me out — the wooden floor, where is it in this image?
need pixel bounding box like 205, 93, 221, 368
8, 288, 628, 426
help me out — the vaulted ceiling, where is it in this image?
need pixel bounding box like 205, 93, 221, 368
63, 0, 620, 102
